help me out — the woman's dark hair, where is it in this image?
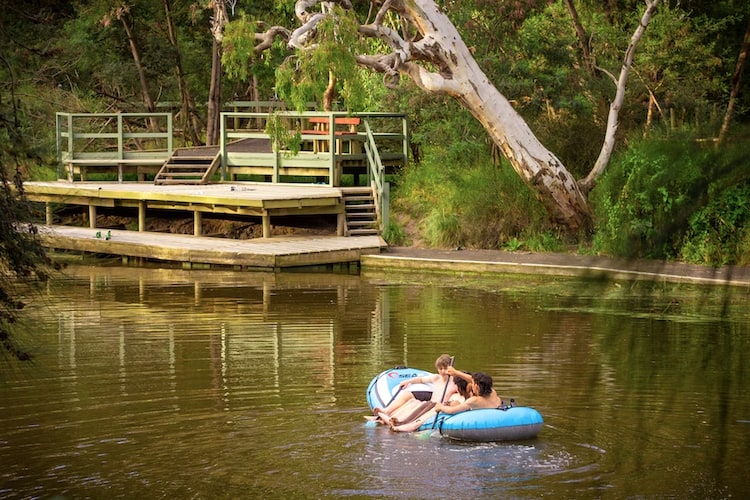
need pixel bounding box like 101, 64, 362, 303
454, 373, 471, 398
472, 372, 493, 397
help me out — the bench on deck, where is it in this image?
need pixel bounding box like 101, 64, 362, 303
63, 158, 167, 183
301, 117, 362, 153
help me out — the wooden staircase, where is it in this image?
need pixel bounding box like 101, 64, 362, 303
154, 148, 220, 185
342, 187, 379, 236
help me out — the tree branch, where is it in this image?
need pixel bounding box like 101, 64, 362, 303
254, 26, 291, 53
580, 0, 660, 192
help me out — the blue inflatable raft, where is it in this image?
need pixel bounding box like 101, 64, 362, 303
366, 367, 544, 442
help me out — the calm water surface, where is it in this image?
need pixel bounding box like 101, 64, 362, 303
1, 264, 748, 499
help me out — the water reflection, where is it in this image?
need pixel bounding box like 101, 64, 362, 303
0, 265, 747, 498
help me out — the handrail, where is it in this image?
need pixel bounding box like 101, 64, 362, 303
56, 112, 173, 178
363, 119, 387, 230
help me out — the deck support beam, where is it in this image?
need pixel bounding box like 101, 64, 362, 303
88, 205, 97, 228
194, 211, 203, 236
337, 212, 345, 236
138, 201, 146, 232
45, 203, 53, 225
262, 212, 271, 238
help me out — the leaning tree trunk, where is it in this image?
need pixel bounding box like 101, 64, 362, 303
117, 12, 158, 132
261, 0, 661, 232
717, 14, 750, 146
364, 1, 592, 231
454, 68, 591, 231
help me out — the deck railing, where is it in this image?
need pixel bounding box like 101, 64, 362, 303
219, 111, 408, 230
56, 112, 173, 181
54, 109, 407, 231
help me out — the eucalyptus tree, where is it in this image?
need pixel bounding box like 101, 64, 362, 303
240, 0, 661, 232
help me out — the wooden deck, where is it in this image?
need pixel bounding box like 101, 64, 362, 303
39, 225, 385, 270
24, 181, 348, 238
25, 180, 386, 269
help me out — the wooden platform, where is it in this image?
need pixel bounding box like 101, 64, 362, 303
23, 181, 348, 238
39, 225, 386, 270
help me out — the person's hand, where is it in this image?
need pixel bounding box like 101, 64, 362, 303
446, 366, 457, 376
434, 403, 444, 412
399, 379, 411, 388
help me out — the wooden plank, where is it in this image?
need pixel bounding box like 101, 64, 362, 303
38, 225, 385, 269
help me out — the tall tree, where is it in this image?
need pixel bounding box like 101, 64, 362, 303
102, 5, 157, 115
206, 0, 229, 146
580, 0, 659, 192
246, 0, 661, 232
718, 14, 750, 145
0, 85, 57, 363
164, 0, 202, 145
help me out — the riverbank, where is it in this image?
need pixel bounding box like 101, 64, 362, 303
362, 246, 750, 287
44, 212, 750, 286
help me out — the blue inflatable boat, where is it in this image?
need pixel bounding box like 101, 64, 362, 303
366, 367, 543, 442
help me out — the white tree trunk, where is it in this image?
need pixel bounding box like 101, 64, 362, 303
367, 1, 591, 230
581, 0, 659, 191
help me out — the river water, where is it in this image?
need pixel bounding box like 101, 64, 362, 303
1, 263, 748, 498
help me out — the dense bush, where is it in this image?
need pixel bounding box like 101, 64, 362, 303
591, 137, 750, 264
680, 182, 750, 266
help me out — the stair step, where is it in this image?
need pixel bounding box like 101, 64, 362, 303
347, 220, 377, 227
155, 179, 204, 185
170, 156, 216, 161
164, 163, 213, 171
160, 172, 206, 177
344, 195, 373, 202
348, 228, 379, 236
340, 187, 374, 194
346, 212, 376, 219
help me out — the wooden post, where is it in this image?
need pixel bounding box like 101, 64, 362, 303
262, 212, 271, 238
138, 201, 146, 232
88, 205, 97, 228
194, 211, 202, 236
45, 203, 53, 225
337, 212, 346, 236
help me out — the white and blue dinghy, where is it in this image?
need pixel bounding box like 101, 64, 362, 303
366, 367, 544, 442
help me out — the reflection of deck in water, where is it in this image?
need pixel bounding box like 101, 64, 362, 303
54, 266, 364, 407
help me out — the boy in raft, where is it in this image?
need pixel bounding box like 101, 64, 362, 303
370, 354, 457, 426
434, 368, 503, 414
389, 374, 470, 432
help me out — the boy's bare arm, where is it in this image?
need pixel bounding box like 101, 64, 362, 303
446, 366, 472, 382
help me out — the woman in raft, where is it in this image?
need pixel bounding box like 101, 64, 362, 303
370, 354, 458, 426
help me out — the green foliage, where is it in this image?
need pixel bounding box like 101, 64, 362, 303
591, 139, 706, 258
680, 182, 750, 266
264, 113, 302, 155
223, 15, 260, 82
275, 7, 367, 111
591, 136, 750, 262
383, 222, 409, 246
0, 111, 58, 362
394, 143, 555, 249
